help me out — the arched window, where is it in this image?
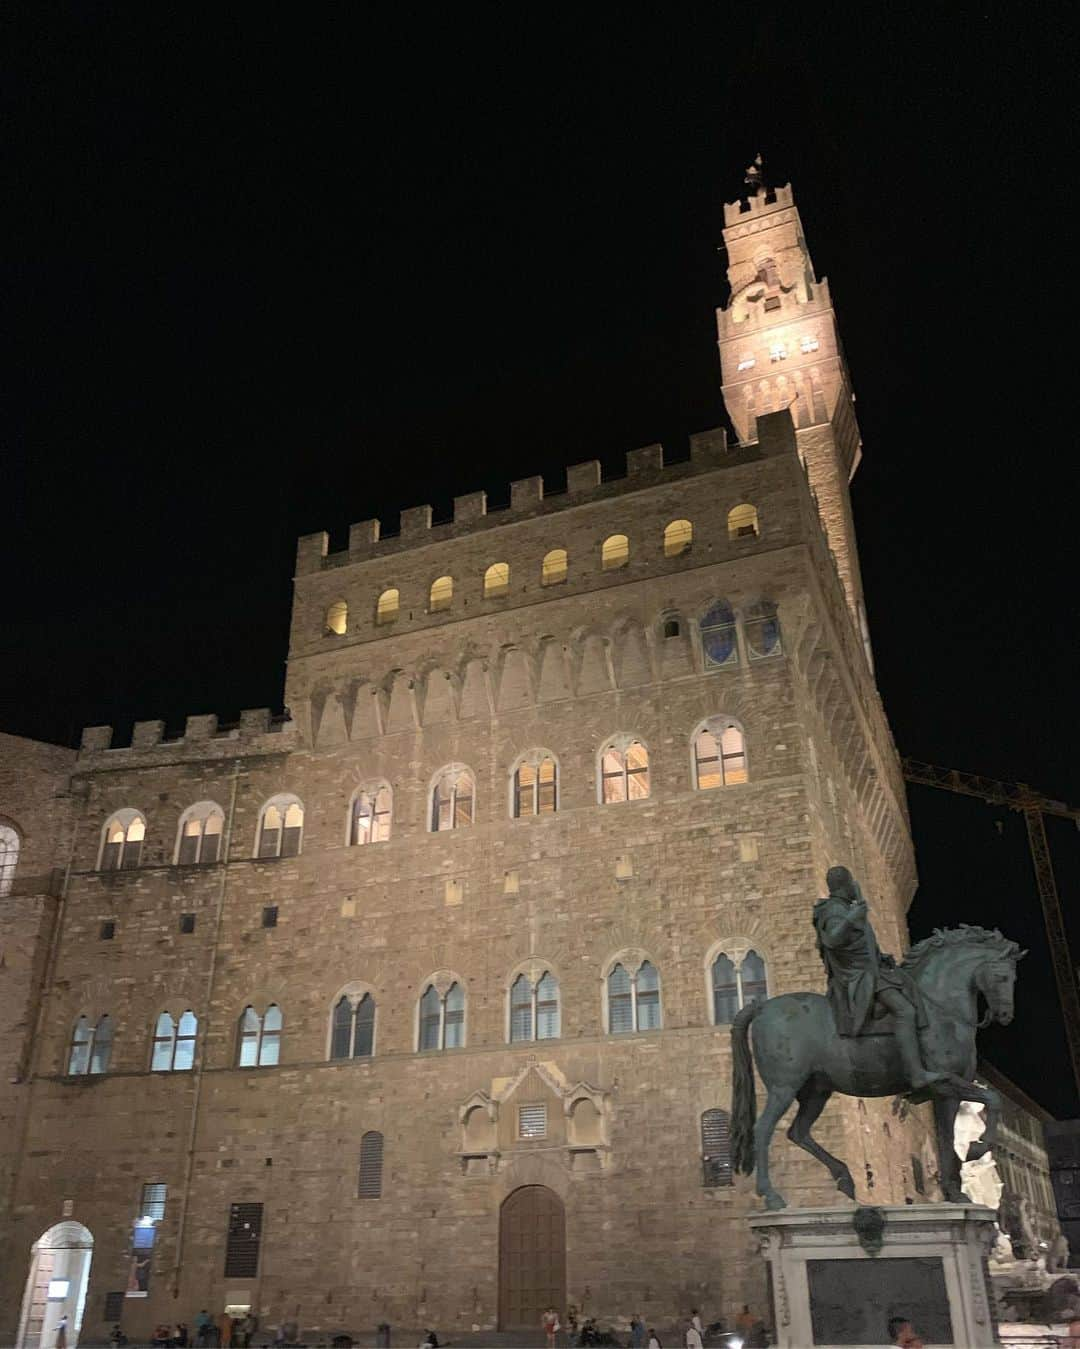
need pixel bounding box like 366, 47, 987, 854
351, 784, 392, 845
418, 981, 465, 1051
431, 766, 475, 831
359, 1130, 384, 1198
702, 1109, 733, 1187
663, 519, 693, 557
693, 718, 748, 788
429, 575, 453, 612
511, 752, 557, 818
67, 1014, 112, 1075
257, 795, 304, 858
151, 1010, 197, 1072
176, 801, 225, 865
376, 587, 399, 625
330, 991, 376, 1060
509, 971, 560, 1043
484, 563, 510, 598
712, 950, 768, 1023
541, 548, 568, 586
238, 1005, 282, 1067
100, 810, 146, 871
660, 613, 682, 640
728, 503, 760, 540
745, 599, 782, 659
0, 822, 19, 896
599, 737, 649, 803
607, 960, 662, 1034
700, 601, 738, 669
325, 599, 348, 635
601, 534, 629, 570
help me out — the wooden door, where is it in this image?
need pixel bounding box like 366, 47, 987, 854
26, 1251, 54, 1348
499, 1185, 566, 1330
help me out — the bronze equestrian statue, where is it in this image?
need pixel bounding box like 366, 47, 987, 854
730, 865, 1025, 1210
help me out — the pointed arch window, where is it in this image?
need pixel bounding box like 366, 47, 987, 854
509, 971, 560, 1043
376, 588, 400, 625
693, 718, 748, 788
541, 548, 568, 586
359, 1130, 384, 1198
702, 1108, 734, 1187
257, 795, 303, 858
728, 503, 760, 540
712, 950, 768, 1024
0, 823, 19, 896
484, 563, 510, 598
429, 576, 453, 612
100, 810, 146, 871
67, 1014, 113, 1075
325, 599, 348, 635
663, 519, 693, 557
330, 992, 375, 1060
607, 960, 662, 1034
512, 752, 557, 818
600, 737, 649, 803
601, 534, 629, 570
176, 802, 225, 864
700, 601, 738, 669
351, 784, 392, 845
431, 766, 475, 831
151, 1009, 197, 1072
745, 599, 782, 659
418, 981, 465, 1051
238, 1004, 282, 1067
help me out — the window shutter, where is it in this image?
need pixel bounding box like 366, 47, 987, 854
359, 1132, 384, 1198
518, 1103, 547, 1139
178, 831, 199, 865
140, 1183, 167, 1221
702, 1109, 733, 1187
104, 1292, 125, 1322
224, 1202, 263, 1277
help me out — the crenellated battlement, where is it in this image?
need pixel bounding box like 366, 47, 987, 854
296, 427, 733, 575
722, 183, 795, 228
77, 707, 294, 762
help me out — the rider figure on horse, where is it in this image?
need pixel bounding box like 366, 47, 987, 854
813, 865, 945, 1091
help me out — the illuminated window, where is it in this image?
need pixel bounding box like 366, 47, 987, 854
351, 784, 392, 845
431, 766, 475, 831
728, 503, 759, 540
0, 823, 18, 896
376, 587, 399, 625
601, 534, 629, 570
737, 355, 756, 372
359, 1131, 384, 1198
511, 752, 557, 818
541, 548, 568, 586
67, 1014, 112, 1075
325, 599, 348, 635
509, 971, 560, 1042
257, 794, 304, 858
769, 342, 787, 362
746, 599, 782, 659
429, 575, 453, 612
800, 334, 820, 353
607, 959, 661, 1034
484, 563, 510, 598
237, 1005, 282, 1067
663, 519, 693, 557
176, 801, 225, 864
702, 1109, 733, 1187
151, 1010, 197, 1072
712, 950, 768, 1023
330, 991, 375, 1059
100, 810, 146, 871
693, 718, 748, 788
418, 981, 465, 1051
599, 736, 650, 803
700, 601, 738, 669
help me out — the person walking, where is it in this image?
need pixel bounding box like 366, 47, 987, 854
647, 1331, 661, 1349
542, 1306, 560, 1348
684, 1317, 702, 1349
194, 1310, 212, 1348
630, 1315, 645, 1349
55, 1314, 69, 1349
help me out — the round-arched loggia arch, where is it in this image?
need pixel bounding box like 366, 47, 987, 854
16, 1221, 93, 1349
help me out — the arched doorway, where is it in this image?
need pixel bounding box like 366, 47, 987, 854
499, 1186, 566, 1330
16, 1222, 94, 1349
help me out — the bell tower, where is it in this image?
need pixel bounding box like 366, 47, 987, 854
717, 158, 870, 658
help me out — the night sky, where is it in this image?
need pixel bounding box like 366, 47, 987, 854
5, 10, 1077, 1114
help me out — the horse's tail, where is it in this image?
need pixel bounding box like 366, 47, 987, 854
730, 1001, 762, 1175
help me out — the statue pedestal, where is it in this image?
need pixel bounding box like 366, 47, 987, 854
749, 1203, 999, 1347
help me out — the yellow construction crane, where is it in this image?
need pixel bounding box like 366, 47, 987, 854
902, 759, 1080, 1097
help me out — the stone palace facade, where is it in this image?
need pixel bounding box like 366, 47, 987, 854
0, 177, 938, 1345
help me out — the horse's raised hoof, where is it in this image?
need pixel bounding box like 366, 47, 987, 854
764, 1193, 787, 1211
836, 1171, 856, 1200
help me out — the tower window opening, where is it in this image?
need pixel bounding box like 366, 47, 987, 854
601, 534, 629, 570
429, 575, 453, 612
484, 563, 510, 598
727, 503, 760, 540
541, 548, 568, 586
376, 588, 400, 625
663, 519, 693, 558
662, 615, 681, 639
325, 600, 348, 636
769, 342, 787, 362
737, 355, 756, 372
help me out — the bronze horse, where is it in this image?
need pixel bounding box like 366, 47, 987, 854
730, 925, 1025, 1210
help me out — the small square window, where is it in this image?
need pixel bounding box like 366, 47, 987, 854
736, 356, 755, 372
179, 913, 196, 934
764, 295, 781, 312
518, 1103, 547, 1139
262, 906, 278, 929
99, 920, 116, 941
